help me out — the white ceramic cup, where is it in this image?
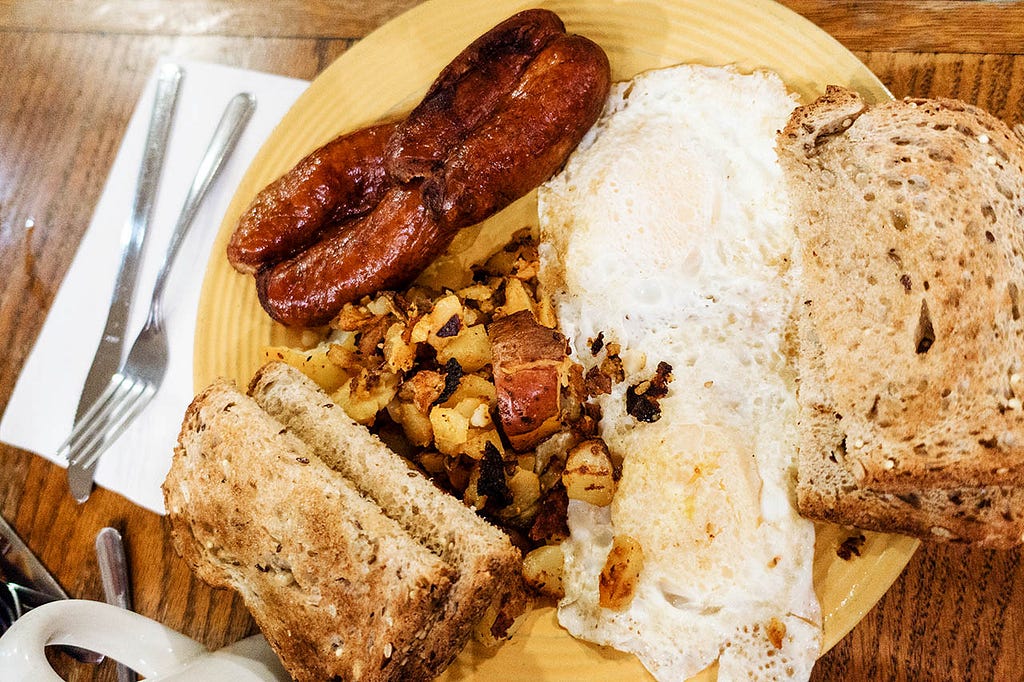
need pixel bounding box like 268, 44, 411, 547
0, 599, 288, 681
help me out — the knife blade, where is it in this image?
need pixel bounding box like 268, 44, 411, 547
0, 513, 104, 663
0, 514, 67, 601
65, 63, 183, 502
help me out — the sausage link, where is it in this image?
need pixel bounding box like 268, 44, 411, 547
227, 121, 398, 274
385, 8, 565, 182
423, 34, 611, 229
255, 183, 456, 327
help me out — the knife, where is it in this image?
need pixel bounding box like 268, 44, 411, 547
0, 513, 104, 663
0, 513, 68, 601
64, 63, 183, 500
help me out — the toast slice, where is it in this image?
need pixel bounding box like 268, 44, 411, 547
248, 361, 523, 665
164, 379, 454, 682
779, 86, 1024, 491
796, 312, 1024, 548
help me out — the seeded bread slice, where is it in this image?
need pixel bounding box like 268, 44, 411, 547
163, 379, 454, 682
779, 86, 1024, 491
248, 361, 524, 667
796, 312, 1024, 548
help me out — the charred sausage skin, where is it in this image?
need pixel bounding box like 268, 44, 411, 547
385, 9, 566, 183
423, 33, 611, 230
227, 122, 398, 274
255, 183, 455, 327
239, 10, 611, 327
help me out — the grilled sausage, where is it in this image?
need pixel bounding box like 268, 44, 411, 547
423, 33, 611, 229
385, 8, 566, 182
255, 183, 456, 327
227, 122, 398, 274
246, 12, 610, 327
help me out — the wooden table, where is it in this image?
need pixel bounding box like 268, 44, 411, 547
1, 1, 1022, 679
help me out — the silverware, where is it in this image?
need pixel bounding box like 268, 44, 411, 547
0, 514, 102, 663
63, 91, 257, 502
65, 62, 184, 500
96, 527, 136, 682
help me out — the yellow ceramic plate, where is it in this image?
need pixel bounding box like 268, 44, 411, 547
194, 0, 919, 678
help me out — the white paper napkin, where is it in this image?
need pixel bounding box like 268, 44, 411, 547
0, 59, 309, 514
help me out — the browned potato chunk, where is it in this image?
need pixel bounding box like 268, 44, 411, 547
489, 310, 569, 451
331, 369, 399, 425
562, 439, 616, 507
429, 406, 471, 455
263, 344, 349, 393
522, 544, 565, 599
436, 324, 492, 373
599, 534, 644, 610
387, 400, 434, 447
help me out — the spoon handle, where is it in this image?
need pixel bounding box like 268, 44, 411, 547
95, 527, 136, 682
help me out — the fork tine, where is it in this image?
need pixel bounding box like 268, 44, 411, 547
68, 380, 149, 469
59, 375, 127, 460
62, 375, 135, 460
70, 382, 156, 471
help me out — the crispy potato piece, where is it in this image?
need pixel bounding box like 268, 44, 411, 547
599, 534, 644, 610
262, 344, 349, 393
429, 406, 471, 455
562, 439, 616, 507
331, 368, 400, 425
436, 324, 492, 373
489, 310, 569, 451
387, 400, 434, 446
522, 544, 565, 598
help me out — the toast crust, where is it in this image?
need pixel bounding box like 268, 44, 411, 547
164, 379, 455, 682
248, 361, 523, 672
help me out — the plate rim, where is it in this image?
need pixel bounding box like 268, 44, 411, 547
193, 0, 918, 675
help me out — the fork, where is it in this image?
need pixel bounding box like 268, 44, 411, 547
62, 92, 255, 501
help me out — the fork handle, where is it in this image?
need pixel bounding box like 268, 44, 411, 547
146, 92, 257, 322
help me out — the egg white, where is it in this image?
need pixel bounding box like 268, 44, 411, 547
538, 64, 821, 681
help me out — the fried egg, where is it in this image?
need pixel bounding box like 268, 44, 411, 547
537, 65, 821, 681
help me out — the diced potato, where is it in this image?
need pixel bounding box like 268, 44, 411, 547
263, 344, 349, 393
461, 428, 503, 460
402, 370, 445, 414
331, 370, 399, 425
429, 406, 470, 455
416, 451, 446, 476
453, 396, 487, 420
522, 544, 565, 599
411, 294, 464, 346
382, 322, 416, 373
535, 295, 557, 328
504, 468, 541, 515
387, 400, 434, 447
562, 439, 616, 507
442, 373, 497, 408
456, 283, 494, 301
599, 535, 644, 610
496, 278, 535, 318
436, 324, 492, 373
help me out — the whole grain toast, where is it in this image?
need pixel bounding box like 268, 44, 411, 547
780, 86, 1024, 492
164, 379, 454, 682
796, 312, 1024, 548
248, 361, 524, 668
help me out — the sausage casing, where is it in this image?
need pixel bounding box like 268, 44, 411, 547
423, 34, 611, 229
255, 183, 456, 327
227, 122, 398, 274
385, 8, 565, 182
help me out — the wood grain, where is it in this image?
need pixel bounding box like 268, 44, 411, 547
1, 2, 1023, 681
